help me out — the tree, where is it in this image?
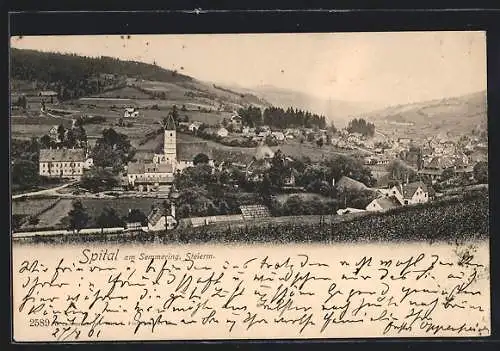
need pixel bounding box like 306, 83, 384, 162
125, 209, 147, 226
64, 128, 77, 148
11, 159, 39, 192
96, 207, 124, 233
193, 153, 210, 166
441, 168, 456, 181
91, 128, 135, 171
346, 118, 375, 137
39, 135, 53, 149
16, 95, 27, 109
172, 105, 179, 121
80, 167, 119, 192
57, 125, 66, 143
387, 159, 416, 183
68, 200, 90, 233
473, 161, 488, 184
268, 150, 287, 190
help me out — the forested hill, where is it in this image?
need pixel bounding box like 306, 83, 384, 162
10, 48, 194, 99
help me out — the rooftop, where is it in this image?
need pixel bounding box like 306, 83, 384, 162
164, 114, 176, 130
373, 196, 401, 210
39, 148, 86, 162
128, 161, 174, 174
335, 176, 369, 192
402, 181, 428, 198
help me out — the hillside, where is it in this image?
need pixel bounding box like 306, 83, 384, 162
360, 91, 487, 139
232, 84, 381, 127
10, 48, 194, 86
10, 48, 270, 111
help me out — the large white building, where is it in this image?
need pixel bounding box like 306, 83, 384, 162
39, 148, 92, 179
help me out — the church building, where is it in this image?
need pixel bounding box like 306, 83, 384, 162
127, 114, 214, 191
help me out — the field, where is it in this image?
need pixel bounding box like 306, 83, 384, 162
13, 197, 167, 231
80, 198, 165, 225
274, 193, 331, 204
365, 91, 487, 140
35, 199, 74, 229
12, 197, 59, 216
19, 189, 489, 244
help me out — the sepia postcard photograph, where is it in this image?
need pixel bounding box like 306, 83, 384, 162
9, 31, 490, 342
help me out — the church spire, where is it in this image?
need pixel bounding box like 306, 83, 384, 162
164, 113, 176, 130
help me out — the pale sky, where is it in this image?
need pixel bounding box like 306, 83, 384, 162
10, 32, 486, 106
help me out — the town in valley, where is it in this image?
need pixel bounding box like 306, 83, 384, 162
10, 34, 489, 243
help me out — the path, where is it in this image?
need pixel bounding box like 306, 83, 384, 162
12, 181, 78, 199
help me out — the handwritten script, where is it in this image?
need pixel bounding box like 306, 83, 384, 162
12, 242, 490, 341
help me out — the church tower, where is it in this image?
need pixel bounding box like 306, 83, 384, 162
163, 113, 177, 166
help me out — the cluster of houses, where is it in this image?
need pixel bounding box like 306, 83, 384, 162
335, 176, 430, 215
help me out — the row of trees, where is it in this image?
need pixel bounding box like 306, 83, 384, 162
66, 200, 151, 233
39, 123, 87, 150
346, 118, 376, 137
237, 106, 328, 129
263, 106, 328, 129
169, 149, 378, 219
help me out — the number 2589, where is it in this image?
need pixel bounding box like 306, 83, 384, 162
29, 318, 50, 327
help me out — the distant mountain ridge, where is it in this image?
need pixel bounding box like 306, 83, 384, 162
359, 91, 487, 137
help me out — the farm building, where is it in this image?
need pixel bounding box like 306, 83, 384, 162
188, 121, 202, 132
366, 196, 401, 212
124, 107, 139, 118
147, 205, 177, 231
377, 181, 429, 206
216, 127, 229, 138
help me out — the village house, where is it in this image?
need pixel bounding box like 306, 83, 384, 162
48, 125, 61, 142
147, 204, 177, 231
39, 148, 90, 179
39, 90, 58, 98
229, 114, 243, 128
365, 196, 401, 212
99, 73, 116, 81
126, 162, 174, 192
418, 155, 456, 183
124, 107, 139, 118
271, 131, 285, 142
398, 137, 411, 146
399, 181, 429, 205
377, 181, 429, 206
126, 78, 138, 86
188, 121, 202, 132
216, 127, 229, 138
245, 144, 275, 182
